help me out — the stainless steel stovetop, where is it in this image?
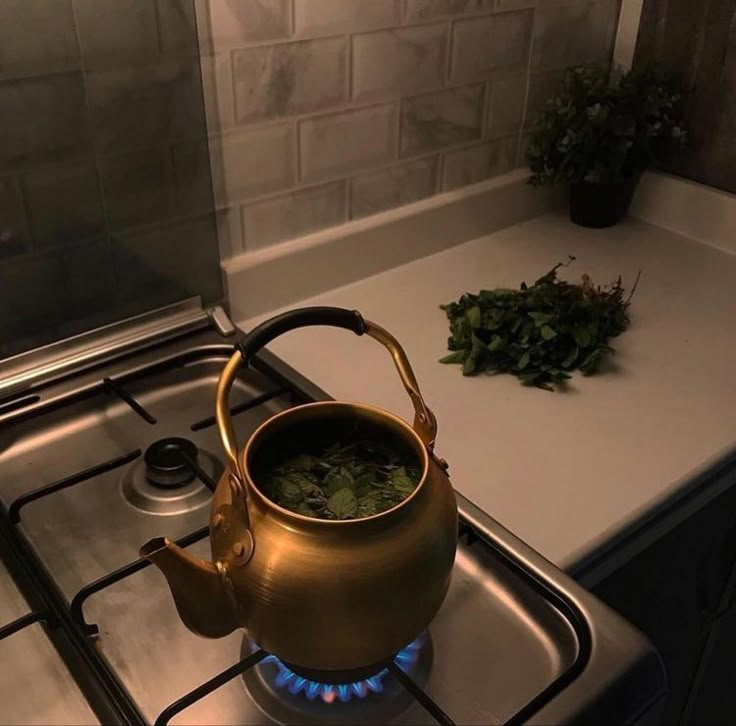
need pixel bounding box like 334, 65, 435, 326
0, 301, 665, 725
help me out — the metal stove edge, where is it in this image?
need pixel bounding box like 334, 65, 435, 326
0, 300, 666, 726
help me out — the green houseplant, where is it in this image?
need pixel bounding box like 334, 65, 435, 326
527, 65, 687, 228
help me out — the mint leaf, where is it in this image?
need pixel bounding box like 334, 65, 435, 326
327, 488, 358, 519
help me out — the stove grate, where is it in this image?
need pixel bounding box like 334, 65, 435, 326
153, 646, 456, 726
190, 385, 292, 431
0, 345, 463, 726
387, 661, 455, 726
8, 450, 142, 525
154, 649, 268, 726
70, 525, 209, 636
103, 377, 157, 424
0, 610, 50, 641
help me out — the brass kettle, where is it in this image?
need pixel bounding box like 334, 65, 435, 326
140, 307, 458, 674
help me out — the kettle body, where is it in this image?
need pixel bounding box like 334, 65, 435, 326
141, 307, 458, 674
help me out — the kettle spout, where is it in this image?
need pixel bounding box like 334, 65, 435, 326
140, 537, 239, 638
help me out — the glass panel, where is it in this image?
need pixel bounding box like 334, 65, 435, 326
0, 0, 222, 359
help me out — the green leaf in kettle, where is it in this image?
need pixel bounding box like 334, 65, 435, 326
327, 488, 358, 519
295, 502, 315, 516
274, 476, 303, 505
286, 454, 318, 470
355, 472, 374, 497
390, 466, 416, 495
323, 466, 355, 495
529, 312, 553, 326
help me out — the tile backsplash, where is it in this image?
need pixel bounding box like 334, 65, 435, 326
200, 0, 622, 258
0, 0, 622, 358
0, 0, 222, 359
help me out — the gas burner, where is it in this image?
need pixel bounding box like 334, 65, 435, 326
121, 440, 220, 516
144, 438, 198, 488
242, 635, 432, 725
267, 639, 422, 703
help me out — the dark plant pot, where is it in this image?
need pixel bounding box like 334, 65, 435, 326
569, 175, 642, 229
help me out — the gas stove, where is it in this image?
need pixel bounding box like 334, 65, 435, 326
0, 300, 665, 725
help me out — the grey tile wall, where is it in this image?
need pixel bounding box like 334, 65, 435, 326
0, 176, 30, 257
242, 180, 347, 248
299, 104, 398, 181
0, 73, 91, 168
0, 0, 624, 357
207, 0, 292, 47
0, 0, 222, 358
23, 163, 105, 247
351, 25, 448, 102
405, 1, 496, 21
350, 157, 439, 218
201, 0, 622, 257
451, 10, 533, 81
233, 37, 347, 122
400, 84, 485, 155
294, 0, 402, 36
0, 0, 79, 77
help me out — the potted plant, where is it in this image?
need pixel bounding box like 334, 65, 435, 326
527, 64, 687, 228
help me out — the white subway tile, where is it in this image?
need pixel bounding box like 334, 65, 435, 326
350, 157, 438, 219
400, 84, 484, 156
209, 124, 296, 205
352, 25, 448, 102
532, 1, 618, 70
451, 10, 533, 82
233, 38, 347, 123
242, 181, 346, 249
442, 137, 519, 190
215, 206, 244, 258
488, 135, 520, 175
295, 0, 401, 37
405, 0, 494, 21
299, 104, 397, 182
200, 53, 235, 130
207, 0, 291, 50
442, 143, 490, 189
495, 0, 538, 10
486, 72, 528, 138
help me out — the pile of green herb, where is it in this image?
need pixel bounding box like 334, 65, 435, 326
439, 258, 637, 390
264, 439, 421, 520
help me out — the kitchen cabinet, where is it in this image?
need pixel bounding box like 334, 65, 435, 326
593, 472, 736, 725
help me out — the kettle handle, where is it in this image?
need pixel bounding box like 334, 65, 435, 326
216, 307, 438, 489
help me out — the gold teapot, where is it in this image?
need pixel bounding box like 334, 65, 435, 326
140, 307, 458, 674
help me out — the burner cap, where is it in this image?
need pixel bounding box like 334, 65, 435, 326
144, 438, 198, 489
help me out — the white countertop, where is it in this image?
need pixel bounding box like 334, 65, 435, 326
239, 212, 736, 571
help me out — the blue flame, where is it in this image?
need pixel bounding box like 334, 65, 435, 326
263, 637, 422, 703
